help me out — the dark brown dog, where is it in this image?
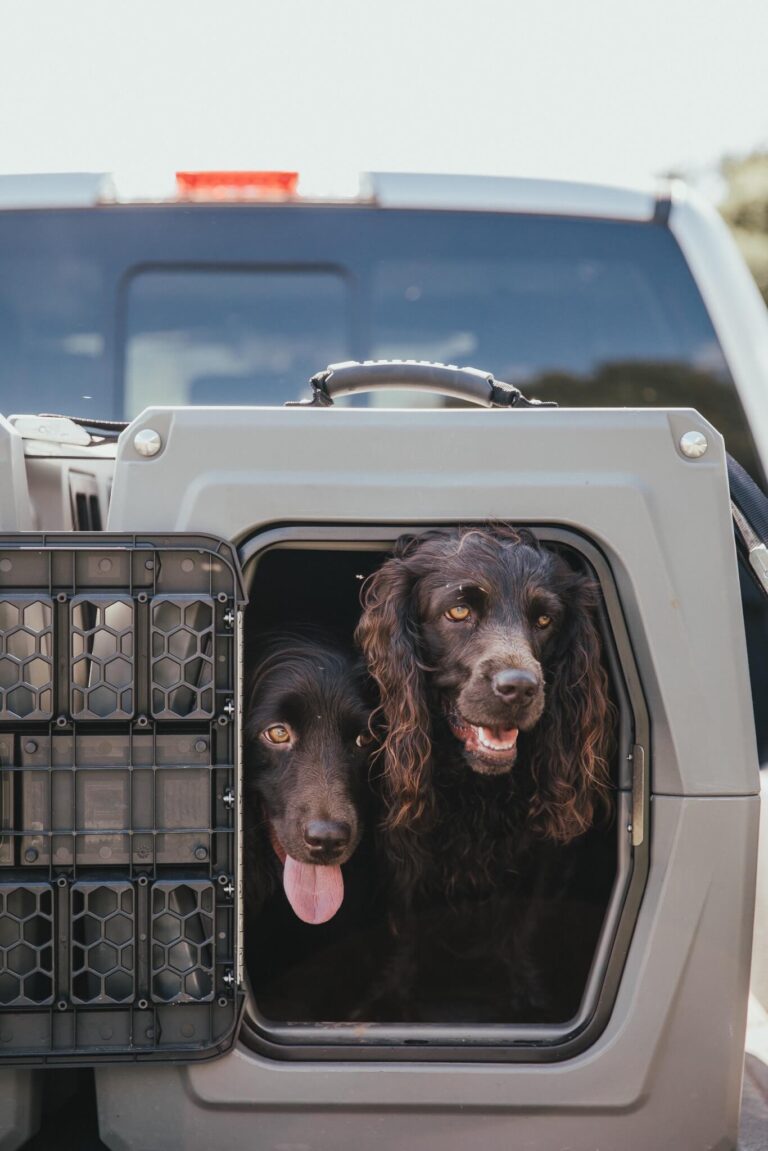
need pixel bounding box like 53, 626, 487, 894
354, 526, 614, 1021
244, 637, 375, 925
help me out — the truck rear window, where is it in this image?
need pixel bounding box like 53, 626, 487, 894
0, 205, 758, 476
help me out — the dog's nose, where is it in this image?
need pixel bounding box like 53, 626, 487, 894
492, 668, 539, 702
303, 820, 351, 853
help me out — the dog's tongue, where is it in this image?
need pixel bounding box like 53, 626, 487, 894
282, 855, 344, 925
476, 725, 519, 751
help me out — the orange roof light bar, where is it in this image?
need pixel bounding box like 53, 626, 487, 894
175, 171, 299, 201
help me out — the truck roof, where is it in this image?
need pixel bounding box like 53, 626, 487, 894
0, 170, 663, 221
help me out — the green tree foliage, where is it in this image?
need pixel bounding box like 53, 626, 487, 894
719, 149, 768, 306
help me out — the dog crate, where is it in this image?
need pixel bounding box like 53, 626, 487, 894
0, 533, 245, 1065
0, 366, 758, 1149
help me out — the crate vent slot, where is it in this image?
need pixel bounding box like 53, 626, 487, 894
70, 597, 134, 719
0, 884, 54, 1005
70, 882, 135, 1004
151, 598, 214, 719
151, 881, 214, 1002
0, 599, 54, 720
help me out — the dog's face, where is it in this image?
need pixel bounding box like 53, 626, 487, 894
245, 644, 374, 867
409, 532, 577, 775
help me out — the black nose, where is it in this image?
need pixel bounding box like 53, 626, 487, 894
303, 820, 351, 853
492, 668, 539, 701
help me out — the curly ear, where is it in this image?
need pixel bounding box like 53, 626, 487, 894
528, 578, 614, 842
355, 555, 434, 832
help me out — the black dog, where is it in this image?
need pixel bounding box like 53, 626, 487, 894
243, 636, 381, 1018
354, 525, 615, 1022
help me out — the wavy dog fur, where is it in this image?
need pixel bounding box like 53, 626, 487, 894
356, 525, 614, 903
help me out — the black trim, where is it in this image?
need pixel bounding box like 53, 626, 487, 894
653, 193, 672, 227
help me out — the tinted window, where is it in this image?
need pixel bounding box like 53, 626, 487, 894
123, 269, 350, 416
366, 221, 758, 478
0, 255, 106, 416
0, 205, 759, 480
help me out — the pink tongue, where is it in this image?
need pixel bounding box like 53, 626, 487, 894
477, 725, 519, 750
282, 855, 344, 925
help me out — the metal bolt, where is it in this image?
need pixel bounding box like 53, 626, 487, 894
680, 430, 708, 459
24, 848, 38, 863
23, 740, 38, 754
194, 845, 208, 861
133, 428, 163, 458
194, 739, 208, 753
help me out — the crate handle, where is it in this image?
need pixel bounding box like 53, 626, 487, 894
286, 360, 557, 409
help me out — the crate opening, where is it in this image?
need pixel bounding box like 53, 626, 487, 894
243, 534, 626, 1040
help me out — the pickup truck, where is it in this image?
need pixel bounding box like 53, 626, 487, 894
0, 171, 766, 1150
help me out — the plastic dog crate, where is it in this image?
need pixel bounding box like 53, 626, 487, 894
86, 385, 759, 1151
0, 534, 245, 1063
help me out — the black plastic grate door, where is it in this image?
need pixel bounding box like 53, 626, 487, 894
0, 533, 245, 1063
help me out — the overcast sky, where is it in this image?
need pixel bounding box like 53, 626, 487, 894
1, 0, 766, 199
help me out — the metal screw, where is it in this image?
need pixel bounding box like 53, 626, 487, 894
133, 428, 163, 458
194, 845, 208, 861
24, 848, 38, 863
222, 970, 235, 987
194, 739, 208, 753
680, 430, 708, 459
223, 610, 235, 627
224, 700, 235, 717
23, 740, 38, 754
222, 787, 235, 809
221, 881, 235, 898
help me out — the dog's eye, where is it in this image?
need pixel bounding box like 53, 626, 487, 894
536, 614, 552, 630
445, 605, 471, 622
262, 724, 291, 745
355, 731, 374, 748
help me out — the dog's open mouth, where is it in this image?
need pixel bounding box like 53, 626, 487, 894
268, 823, 344, 925
448, 711, 519, 771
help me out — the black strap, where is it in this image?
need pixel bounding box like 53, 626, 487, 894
727, 453, 768, 599
37, 414, 130, 442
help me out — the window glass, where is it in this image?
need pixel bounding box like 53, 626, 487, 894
368, 231, 758, 477
123, 269, 350, 417
0, 257, 107, 416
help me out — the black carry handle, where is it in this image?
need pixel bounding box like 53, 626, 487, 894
286, 360, 557, 409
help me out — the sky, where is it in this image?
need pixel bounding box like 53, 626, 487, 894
1, 0, 767, 201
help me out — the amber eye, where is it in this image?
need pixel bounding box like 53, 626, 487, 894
262, 724, 291, 745
355, 730, 374, 748
536, 614, 552, 630
445, 605, 471, 622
